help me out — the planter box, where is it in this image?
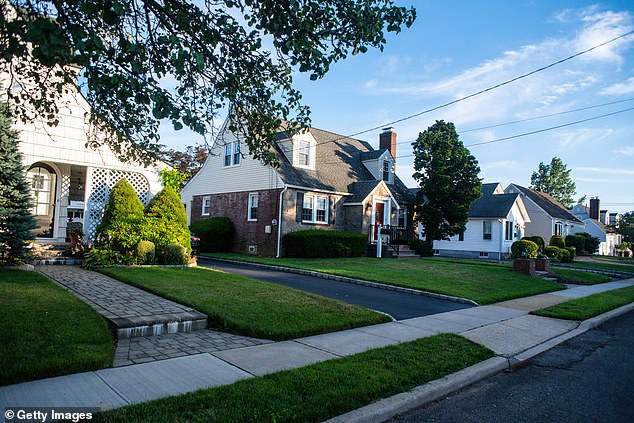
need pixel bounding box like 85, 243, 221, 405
535, 257, 550, 272
513, 258, 536, 276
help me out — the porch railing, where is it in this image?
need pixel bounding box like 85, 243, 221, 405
368, 224, 415, 256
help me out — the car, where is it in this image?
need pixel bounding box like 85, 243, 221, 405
190, 232, 201, 255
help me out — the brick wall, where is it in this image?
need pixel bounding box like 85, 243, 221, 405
191, 189, 282, 256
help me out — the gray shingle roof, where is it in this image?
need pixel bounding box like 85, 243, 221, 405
274, 127, 416, 204
469, 193, 519, 218
512, 185, 582, 223
481, 183, 502, 197
359, 149, 388, 161
345, 181, 382, 203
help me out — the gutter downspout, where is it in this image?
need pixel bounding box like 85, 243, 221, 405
276, 186, 288, 258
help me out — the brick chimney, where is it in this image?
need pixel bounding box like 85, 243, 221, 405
379, 127, 397, 160
589, 197, 600, 220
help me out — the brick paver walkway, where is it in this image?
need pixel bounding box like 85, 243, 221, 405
114, 330, 272, 366
37, 266, 207, 337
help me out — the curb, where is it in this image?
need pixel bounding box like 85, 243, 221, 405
325, 302, 634, 423
198, 256, 478, 306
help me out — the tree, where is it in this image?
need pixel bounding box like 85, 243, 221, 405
160, 168, 189, 191
161, 144, 208, 179
412, 120, 481, 241
0, 102, 36, 264
143, 186, 190, 251
1, 1, 416, 166
95, 179, 145, 252
530, 157, 576, 209
617, 212, 634, 243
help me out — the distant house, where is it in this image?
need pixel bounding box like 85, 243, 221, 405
504, 184, 584, 242
432, 183, 530, 260
571, 198, 622, 256
2, 68, 164, 243
181, 121, 416, 257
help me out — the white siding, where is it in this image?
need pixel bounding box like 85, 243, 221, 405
434, 219, 503, 254
361, 151, 390, 180
180, 124, 284, 217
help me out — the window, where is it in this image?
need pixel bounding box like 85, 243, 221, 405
555, 222, 563, 236
298, 141, 310, 167
223, 142, 240, 167
505, 221, 514, 241
382, 160, 391, 182
398, 208, 407, 228
458, 230, 465, 241
202, 196, 211, 215
248, 193, 258, 221
479, 252, 489, 258
302, 194, 328, 223
483, 221, 492, 240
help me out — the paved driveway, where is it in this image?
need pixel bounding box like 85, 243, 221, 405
198, 258, 472, 320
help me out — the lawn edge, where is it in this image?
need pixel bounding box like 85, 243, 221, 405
198, 256, 479, 306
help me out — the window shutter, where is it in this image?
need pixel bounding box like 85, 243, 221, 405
296, 192, 304, 222
329, 196, 335, 225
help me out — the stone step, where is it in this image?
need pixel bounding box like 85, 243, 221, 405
33, 258, 83, 266
113, 312, 208, 339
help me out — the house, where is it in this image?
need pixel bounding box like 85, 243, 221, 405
571, 198, 622, 256
181, 121, 416, 257
2, 69, 164, 243
504, 184, 584, 242
432, 183, 530, 260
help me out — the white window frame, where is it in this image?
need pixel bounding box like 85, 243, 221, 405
294, 138, 316, 170
223, 141, 241, 167
505, 221, 514, 241
554, 221, 563, 236
298, 141, 311, 167
201, 196, 211, 216
301, 194, 329, 224
248, 193, 258, 222
483, 220, 492, 240
382, 159, 392, 183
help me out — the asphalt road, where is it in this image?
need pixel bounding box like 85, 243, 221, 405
198, 258, 471, 320
395, 309, 634, 423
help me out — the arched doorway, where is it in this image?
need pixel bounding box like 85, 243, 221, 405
27, 163, 57, 238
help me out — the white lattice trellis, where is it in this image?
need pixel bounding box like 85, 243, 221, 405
85, 168, 150, 240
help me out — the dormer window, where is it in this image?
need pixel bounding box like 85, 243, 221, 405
382, 159, 392, 183
299, 141, 311, 166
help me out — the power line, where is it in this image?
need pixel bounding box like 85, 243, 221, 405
460, 97, 634, 133
297, 29, 634, 153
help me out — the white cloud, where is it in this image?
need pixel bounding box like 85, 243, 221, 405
575, 166, 634, 175
559, 128, 613, 146
600, 77, 634, 95
613, 146, 634, 155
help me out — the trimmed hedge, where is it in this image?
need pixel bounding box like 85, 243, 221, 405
283, 230, 367, 258
135, 240, 155, 265
190, 217, 235, 253
522, 236, 545, 251
549, 235, 566, 248
144, 187, 190, 251
511, 240, 539, 259
409, 239, 434, 257
543, 246, 562, 262
565, 234, 585, 253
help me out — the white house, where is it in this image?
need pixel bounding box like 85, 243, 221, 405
2, 70, 164, 243
433, 183, 530, 260
504, 184, 583, 242
571, 198, 622, 256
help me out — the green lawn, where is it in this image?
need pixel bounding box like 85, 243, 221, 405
551, 268, 611, 285
100, 267, 389, 340
203, 254, 563, 305
555, 260, 634, 274
94, 334, 493, 423
532, 285, 634, 321
0, 269, 114, 386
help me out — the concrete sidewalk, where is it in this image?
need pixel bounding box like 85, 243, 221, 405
2, 278, 633, 422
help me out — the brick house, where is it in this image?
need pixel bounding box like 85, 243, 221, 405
181, 121, 416, 257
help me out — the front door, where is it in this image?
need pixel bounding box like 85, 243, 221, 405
374, 202, 385, 240
27, 164, 57, 238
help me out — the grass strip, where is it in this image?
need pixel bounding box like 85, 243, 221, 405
551, 268, 611, 285
0, 269, 113, 386
95, 334, 493, 423
203, 253, 563, 305
100, 267, 389, 340
554, 260, 634, 274
532, 285, 634, 321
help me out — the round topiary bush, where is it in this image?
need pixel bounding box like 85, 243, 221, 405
511, 240, 539, 259
144, 187, 190, 252
559, 248, 572, 263
161, 243, 188, 265
522, 236, 545, 251
96, 179, 145, 254
543, 246, 562, 262
135, 240, 155, 265
549, 235, 566, 248
565, 246, 576, 261
189, 217, 235, 253
565, 234, 585, 253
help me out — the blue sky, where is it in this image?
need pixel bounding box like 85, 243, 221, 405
162, 1, 634, 213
